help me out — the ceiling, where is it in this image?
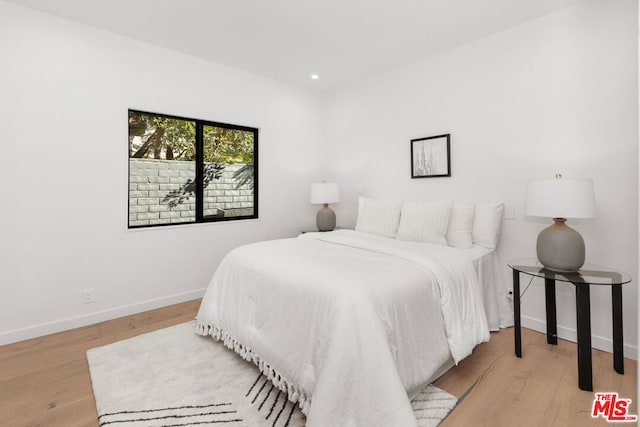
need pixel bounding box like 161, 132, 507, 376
6, 0, 583, 91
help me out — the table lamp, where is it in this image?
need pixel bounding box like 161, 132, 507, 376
310, 182, 340, 231
524, 175, 596, 272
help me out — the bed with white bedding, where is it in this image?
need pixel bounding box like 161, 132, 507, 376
197, 198, 512, 427
196, 221, 509, 427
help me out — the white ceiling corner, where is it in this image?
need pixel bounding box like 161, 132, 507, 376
5, 0, 584, 91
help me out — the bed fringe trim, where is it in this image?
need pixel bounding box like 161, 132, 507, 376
196, 323, 311, 415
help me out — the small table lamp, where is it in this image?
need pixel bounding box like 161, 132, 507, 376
310, 182, 340, 231
524, 175, 596, 272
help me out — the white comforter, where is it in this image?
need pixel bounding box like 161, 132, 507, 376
196, 230, 489, 427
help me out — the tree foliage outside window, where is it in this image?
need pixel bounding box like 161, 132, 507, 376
128, 110, 258, 228
129, 112, 254, 165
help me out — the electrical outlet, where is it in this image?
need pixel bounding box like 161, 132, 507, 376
82, 289, 95, 304
504, 205, 516, 220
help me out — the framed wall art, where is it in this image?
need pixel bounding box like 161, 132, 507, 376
410, 134, 451, 178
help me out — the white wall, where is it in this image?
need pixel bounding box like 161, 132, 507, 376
324, 0, 638, 357
0, 1, 325, 344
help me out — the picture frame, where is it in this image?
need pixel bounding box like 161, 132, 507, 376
410, 134, 451, 178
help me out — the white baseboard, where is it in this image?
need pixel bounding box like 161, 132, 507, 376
521, 315, 638, 361
0, 288, 206, 346
4, 296, 636, 362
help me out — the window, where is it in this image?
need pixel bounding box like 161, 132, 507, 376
128, 110, 258, 228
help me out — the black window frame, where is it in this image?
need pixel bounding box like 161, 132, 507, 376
128, 109, 259, 229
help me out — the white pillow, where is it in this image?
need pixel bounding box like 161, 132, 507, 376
472, 203, 504, 250
396, 200, 452, 245
446, 202, 475, 249
355, 197, 402, 238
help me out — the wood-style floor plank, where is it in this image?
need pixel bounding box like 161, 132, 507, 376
437, 327, 637, 426
0, 299, 636, 427
0, 300, 200, 427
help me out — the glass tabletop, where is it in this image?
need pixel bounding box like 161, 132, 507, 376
508, 258, 632, 286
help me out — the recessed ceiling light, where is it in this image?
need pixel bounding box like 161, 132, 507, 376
310, 74, 319, 80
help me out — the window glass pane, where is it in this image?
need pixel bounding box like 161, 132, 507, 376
128, 112, 196, 227
202, 125, 255, 219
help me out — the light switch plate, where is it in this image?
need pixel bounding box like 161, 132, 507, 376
504, 205, 516, 220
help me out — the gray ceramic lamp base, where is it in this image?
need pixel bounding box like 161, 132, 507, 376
316, 204, 336, 231
536, 218, 585, 272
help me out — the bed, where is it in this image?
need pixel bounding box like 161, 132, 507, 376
196, 199, 511, 427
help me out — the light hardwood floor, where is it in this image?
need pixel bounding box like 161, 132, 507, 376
435, 327, 637, 426
0, 300, 636, 426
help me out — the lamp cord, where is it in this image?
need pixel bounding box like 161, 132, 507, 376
520, 275, 535, 299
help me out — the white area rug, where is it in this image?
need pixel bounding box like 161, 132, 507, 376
87, 321, 456, 427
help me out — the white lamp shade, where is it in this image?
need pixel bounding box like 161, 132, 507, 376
525, 178, 596, 219
310, 182, 340, 204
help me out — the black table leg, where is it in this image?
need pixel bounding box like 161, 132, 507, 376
575, 283, 593, 391
544, 278, 557, 345
612, 284, 624, 374
513, 269, 521, 358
